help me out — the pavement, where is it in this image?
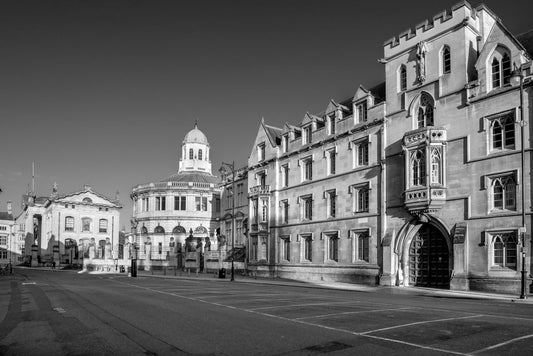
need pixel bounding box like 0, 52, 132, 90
7, 266, 533, 304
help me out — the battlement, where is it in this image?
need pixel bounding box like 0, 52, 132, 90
384, 1, 481, 58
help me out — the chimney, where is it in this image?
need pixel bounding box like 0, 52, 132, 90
7, 201, 12, 215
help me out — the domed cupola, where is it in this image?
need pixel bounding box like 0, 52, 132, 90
178, 123, 212, 174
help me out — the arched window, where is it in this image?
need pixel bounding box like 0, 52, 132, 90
492, 176, 516, 210
415, 92, 435, 128
189, 148, 194, 159
398, 65, 407, 92
492, 233, 517, 270
198, 149, 203, 161
141, 226, 148, 235
154, 226, 165, 234
442, 46, 451, 74
489, 47, 512, 90
430, 148, 442, 184
411, 150, 426, 186
490, 112, 515, 151
82, 197, 93, 203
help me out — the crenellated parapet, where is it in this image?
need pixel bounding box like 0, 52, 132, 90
383, 1, 479, 58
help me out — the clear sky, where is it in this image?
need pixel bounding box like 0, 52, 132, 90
1, 0, 532, 228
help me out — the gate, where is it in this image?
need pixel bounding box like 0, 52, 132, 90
409, 224, 450, 289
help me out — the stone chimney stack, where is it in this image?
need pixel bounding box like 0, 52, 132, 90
7, 201, 12, 215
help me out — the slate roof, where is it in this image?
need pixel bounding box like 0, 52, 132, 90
263, 123, 282, 146
517, 29, 533, 57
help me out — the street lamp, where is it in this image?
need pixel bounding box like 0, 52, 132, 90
219, 161, 236, 281
511, 67, 528, 299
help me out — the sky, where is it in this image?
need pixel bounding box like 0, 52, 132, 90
1, 0, 532, 227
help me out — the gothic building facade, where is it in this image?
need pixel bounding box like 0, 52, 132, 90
245, 1, 533, 293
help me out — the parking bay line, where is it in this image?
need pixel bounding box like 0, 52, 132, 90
112, 280, 472, 355
295, 307, 415, 320
470, 333, 533, 354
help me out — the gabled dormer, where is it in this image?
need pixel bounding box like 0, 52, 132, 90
475, 22, 531, 96
353, 85, 381, 124
248, 118, 282, 168
301, 112, 322, 145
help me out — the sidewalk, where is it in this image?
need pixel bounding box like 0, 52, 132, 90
135, 269, 533, 304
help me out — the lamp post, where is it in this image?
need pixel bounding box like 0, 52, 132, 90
511, 67, 528, 299
219, 161, 236, 281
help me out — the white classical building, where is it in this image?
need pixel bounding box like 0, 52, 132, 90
16, 185, 122, 266
130, 124, 221, 269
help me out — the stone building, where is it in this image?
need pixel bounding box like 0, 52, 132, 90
243, 1, 533, 293
0, 201, 15, 266
381, 1, 532, 293
16, 185, 122, 266
130, 124, 221, 269
247, 89, 386, 283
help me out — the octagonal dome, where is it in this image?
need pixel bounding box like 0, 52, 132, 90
183, 123, 209, 146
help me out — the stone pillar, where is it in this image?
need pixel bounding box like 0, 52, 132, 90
450, 223, 469, 291
31, 245, 39, 267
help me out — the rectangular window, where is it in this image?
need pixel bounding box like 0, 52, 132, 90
355, 141, 369, 166
352, 184, 370, 213
491, 231, 517, 270
327, 150, 336, 175
215, 197, 220, 213
0, 248, 7, 259
195, 197, 201, 211
282, 135, 289, 153
303, 126, 312, 145
65, 217, 74, 231
258, 143, 266, 162
357, 102, 367, 123
280, 200, 289, 224
251, 236, 258, 261
202, 197, 208, 211
225, 220, 232, 240
327, 233, 339, 262
99, 219, 108, 233
302, 235, 312, 261
155, 196, 166, 211
327, 114, 336, 135
0, 236, 6, 245
326, 190, 336, 218
237, 183, 244, 205
355, 231, 370, 262
300, 195, 313, 221
281, 236, 290, 261
174, 196, 186, 210
261, 199, 268, 223
258, 172, 266, 187
282, 164, 289, 187
301, 157, 313, 182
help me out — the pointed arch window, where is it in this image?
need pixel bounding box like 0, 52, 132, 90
490, 48, 512, 90
491, 175, 516, 211
490, 111, 515, 151
411, 150, 426, 186
442, 46, 451, 74
189, 148, 194, 160
492, 232, 517, 270
398, 65, 407, 92
430, 148, 442, 184
415, 92, 434, 128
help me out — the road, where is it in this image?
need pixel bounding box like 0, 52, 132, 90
1, 268, 533, 355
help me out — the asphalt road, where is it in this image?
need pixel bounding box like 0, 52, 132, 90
1, 268, 533, 355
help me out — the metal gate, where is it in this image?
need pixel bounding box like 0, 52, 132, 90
409, 224, 450, 289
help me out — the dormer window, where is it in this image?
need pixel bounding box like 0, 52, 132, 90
281, 135, 289, 153
257, 143, 266, 162
327, 114, 336, 135
303, 126, 312, 145
356, 101, 367, 123
489, 47, 512, 90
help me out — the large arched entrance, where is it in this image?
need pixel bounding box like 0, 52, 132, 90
409, 224, 450, 289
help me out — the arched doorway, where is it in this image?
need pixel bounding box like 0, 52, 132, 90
409, 224, 450, 289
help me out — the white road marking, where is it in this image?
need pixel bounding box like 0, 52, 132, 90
470, 333, 533, 354
249, 301, 357, 310
359, 314, 484, 335
53, 307, 66, 314
22, 282, 36, 285
295, 307, 415, 320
